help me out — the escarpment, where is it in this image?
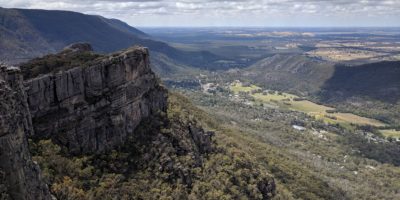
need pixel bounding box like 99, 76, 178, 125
0, 66, 52, 200
0, 44, 216, 199
1, 43, 275, 199
23, 45, 168, 154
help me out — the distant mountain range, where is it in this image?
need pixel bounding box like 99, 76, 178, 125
245, 54, 400, 102
0, 7, 221, 74
1, 7, 399, 106
320, 61, 400, 103
244, 54, 336, 95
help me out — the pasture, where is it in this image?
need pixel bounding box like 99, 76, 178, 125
229, 83, 387, 128
380, 129, 400, 139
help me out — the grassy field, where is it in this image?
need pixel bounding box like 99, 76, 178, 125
334, 113, 386, 127
289, 100, 332, 113
380, 129, 400, 139
229, 83, 387, 128
253, 92, 297, 101
230, 82, 261, 94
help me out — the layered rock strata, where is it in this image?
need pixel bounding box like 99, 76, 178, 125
24, 46, 168, 154
0, 65, 51, 200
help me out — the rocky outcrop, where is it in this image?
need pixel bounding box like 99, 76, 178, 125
0, 65, 51, 200
188, 124, 214, 154
63, 42, 93, 52
24, 46, 168, 154
0, 42, 279, 199
258, 178, 276, 200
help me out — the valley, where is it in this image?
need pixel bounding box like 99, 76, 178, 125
1, 5, 400, 200
171, 86, 400, 199
229, 81, 386, 129
157, 27, 400, 127
154, 26, 400, 198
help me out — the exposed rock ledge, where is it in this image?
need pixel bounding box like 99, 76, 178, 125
24, 46, 168, 154
0, 44, 219, 199
0, 65, 52, 200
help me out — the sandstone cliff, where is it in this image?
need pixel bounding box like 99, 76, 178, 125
0, 44, 276, 199
0, 65, 52, 200
24, 44, 168, 154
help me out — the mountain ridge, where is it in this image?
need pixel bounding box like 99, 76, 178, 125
0, 44, 277, 199
0, 7, 221, 72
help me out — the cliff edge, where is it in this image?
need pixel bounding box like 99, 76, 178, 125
23, 45, 168, 154
0, 65, 52, 200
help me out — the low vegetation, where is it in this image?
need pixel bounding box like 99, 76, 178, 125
230, 82, 261, 94
229, 82, 386, 129
307, 48, 388, 62
29, 93, 276, 200
20, 50, 100, 79
178, 88, 400, 199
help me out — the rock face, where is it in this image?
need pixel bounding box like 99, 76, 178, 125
0, 65, 51, 200
258, 178, 276, 199
24, 46, 168, 154
188, 125, 214, 154
0, 43, 223, 199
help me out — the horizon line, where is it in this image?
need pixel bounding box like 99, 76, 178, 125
136, 26, 400, 29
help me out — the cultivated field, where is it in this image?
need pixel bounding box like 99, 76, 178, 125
230, 82, 261, 94
380, 129, 400, 139
307, 48, 388, 62
308, 40, 400, 62
253, 92, 297, 102
229, 82, 387, 128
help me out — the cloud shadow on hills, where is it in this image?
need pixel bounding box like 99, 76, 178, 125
318, 61, 400, 104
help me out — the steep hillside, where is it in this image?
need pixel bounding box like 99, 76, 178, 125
318, 61, 400, 124
245, 54, 400, 103
28, 92, 276, 199
241, 55, 400, 124
0, 7, 55, 63
176, 87, 400, 200
244, 54, 335, 95
0, 7, 220, 71
1, 45, 276, 199
150, 52, 202, 77
320, 61, 400, 103
16, 8, 148, 53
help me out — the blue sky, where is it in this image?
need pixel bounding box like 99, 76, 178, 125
1, 0, 400, 27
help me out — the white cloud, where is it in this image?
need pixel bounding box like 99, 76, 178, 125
0, 0, 399, 26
